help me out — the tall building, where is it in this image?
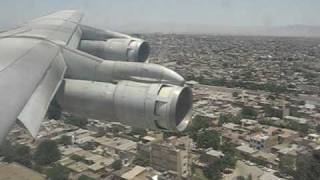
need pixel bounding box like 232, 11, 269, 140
150, 143, 189, 179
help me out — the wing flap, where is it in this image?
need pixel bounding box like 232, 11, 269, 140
18, 52, 66, 137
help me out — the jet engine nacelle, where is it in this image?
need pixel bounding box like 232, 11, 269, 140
78, 25, 150, 62
79, 38, 150, 62
57, 79, 192, 132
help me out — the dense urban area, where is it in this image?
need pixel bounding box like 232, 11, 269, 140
1, 34, 320, 180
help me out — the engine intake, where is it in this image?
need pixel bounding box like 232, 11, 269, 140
79, 38, 150, 62
57, 80, 192, 132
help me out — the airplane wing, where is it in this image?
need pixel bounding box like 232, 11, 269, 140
0, 10, 83, 142
0, 10, 83, 47
0, 10, 192, 145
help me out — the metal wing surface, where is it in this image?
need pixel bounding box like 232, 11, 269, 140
0, 10, 83, 143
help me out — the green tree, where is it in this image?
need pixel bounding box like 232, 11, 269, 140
189, 115, 211, 139
47, 100, 61, 120
232, 92, 239, 97
70, 154, 89, 164
57, 135, 72, 146
221, 142, 237, 169
195, 130, 221, 149
241, 106, 257, 119
78, 175, 96, 180
316, 124, 320, 133
133, 154, 150, 166
295, 150, 320, 180
80, 141, 98, 151
264, 105, 282, 118
236, 176, 246, 180
203, 160, 223, 180
111, 160, 122, 170
218, 114, 228, 126
46, 165, 70, 180
33, 140, 61, 165
190, 115, 210, 131
264, 82, 287, 93
218, 113, 241, 126
279, 155, 296, 176
64, 116, 88, 128
222, 153, 237, 169
129, 128, 147, 137
0, 142, 32, 168
14, 144, 32, 167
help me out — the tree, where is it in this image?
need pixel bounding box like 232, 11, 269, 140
264, 105, 282, 118
279, 155, 295, 176
222, 153, 237, 169
111, 160, 122, 170
33, 140, 61, 165
133, 154, 150, 166
70, 154, 87, 163
0, 142, 32, 168
218, 114, 228, 126
241, 106, 257, 119
57, 135, 72, 146
78, 175, 96, 180
14, 144, 32, 167
232, 92, 239, 98
128, 128, 147, 137
295, 150, 320, 180
189, 115, 210, 140
190, 115, 210, 132
264, 82, 287, 93
221, 142, 237, 169
80, 141, 98, 151
203, 160, 223, 180
218, 113, 241, 126
47, 100, 61, 120
317, 124, 320, 133
195, 130, 221, 149
236, 176, 246, 180
46, 165, 70, 180
64, 116, 88, 128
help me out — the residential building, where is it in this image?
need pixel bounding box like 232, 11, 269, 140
150, 143, 190, 179
249, 134, 278, 150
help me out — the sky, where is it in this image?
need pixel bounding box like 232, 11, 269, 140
0, 0, 319, 33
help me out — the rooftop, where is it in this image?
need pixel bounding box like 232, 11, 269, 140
121, 166, 146, 180
236, 144, 258, 154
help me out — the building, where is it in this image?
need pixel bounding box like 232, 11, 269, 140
249, 134, 278, 150
284, 116, 308, 125
197, 149, 224, 167
263, 126, 299, 144
236, 144, 258, 159
240, 119, 258, 128
278, 145, 311, 176
150, 143, 189, 179
94, 136, 137, 157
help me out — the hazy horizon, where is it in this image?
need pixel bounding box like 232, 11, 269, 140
1, 0, 320, 36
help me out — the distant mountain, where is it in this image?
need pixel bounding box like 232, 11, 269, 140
114, 23, 320, 37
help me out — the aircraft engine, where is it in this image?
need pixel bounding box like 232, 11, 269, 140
57, 79, 192, 132
79, 38, 150, 62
